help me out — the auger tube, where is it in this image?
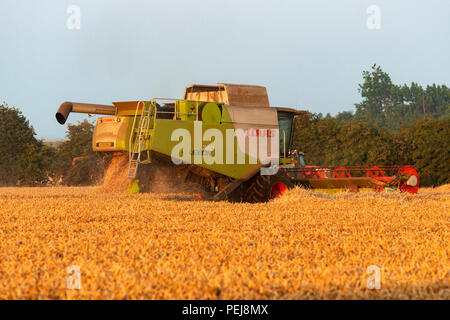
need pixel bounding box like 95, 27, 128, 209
56, 102, 115, 124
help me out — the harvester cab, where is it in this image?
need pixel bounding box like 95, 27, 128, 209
56, 83, 420, 202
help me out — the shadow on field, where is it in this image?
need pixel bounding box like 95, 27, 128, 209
155, 193, 211, 202
160, 194, 198, 202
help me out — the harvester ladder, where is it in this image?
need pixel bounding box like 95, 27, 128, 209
127, 101, 157, 179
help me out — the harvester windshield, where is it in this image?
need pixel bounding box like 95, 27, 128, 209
277, 111, 294, 156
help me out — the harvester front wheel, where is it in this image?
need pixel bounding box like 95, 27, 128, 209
245, 173, 294, 203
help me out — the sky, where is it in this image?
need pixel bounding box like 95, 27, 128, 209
0, 0, 449, 139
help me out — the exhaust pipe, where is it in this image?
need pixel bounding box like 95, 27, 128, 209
56, 102, 116, 124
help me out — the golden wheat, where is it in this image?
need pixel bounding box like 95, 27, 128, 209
0, 185, 448, 299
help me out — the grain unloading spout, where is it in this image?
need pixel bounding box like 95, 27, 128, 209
56, 102, 116, 124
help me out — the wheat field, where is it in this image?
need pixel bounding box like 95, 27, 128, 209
0, 184, 448, 299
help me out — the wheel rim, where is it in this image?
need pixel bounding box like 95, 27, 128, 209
270, 182, 287, 199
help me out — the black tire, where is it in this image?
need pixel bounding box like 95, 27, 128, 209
245, 172, 294, 203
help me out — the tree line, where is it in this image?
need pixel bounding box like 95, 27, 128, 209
0, 65, 448, 187
293, 65, 449, 187
334, 64, 449, 130
293, 116, 449, 186
0, 104, 102, 187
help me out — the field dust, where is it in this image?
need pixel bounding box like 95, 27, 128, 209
100, 155, 203, 196
100, 154, 130, 192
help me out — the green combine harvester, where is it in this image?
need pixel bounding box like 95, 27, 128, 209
56, 83, 420, 202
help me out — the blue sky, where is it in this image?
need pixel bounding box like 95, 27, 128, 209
0, 0, 449, 138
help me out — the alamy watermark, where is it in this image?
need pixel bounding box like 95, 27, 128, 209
66, 5, 81, 30
366, 5, 381, 30
170, 122, 280, 175
67, 265, 82, 290
366, 265, 381, 290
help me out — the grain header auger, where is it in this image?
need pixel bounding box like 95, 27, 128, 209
55, 83, 420, 202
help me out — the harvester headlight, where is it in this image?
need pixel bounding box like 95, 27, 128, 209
406, 175, 418, 187
96, 142, 115, 148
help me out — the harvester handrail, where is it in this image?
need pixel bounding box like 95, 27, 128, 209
150, 98, 198, 120
128, 101, 145, 160
155, 111, 197, 115
151, 98, 182, 101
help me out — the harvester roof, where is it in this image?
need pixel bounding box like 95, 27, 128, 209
184, 83, 270, 108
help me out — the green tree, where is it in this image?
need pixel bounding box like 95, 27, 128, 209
335, 111, 354, 122
354, 64, 393, 127
354, 65, 450, 131
398, 119, 450, 186
293, 115, 398, 167
56, 120, 104, 185
293, 114, 449, 187
0, 103, 54, 185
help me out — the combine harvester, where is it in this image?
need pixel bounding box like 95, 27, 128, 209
56, 83, 419, 202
